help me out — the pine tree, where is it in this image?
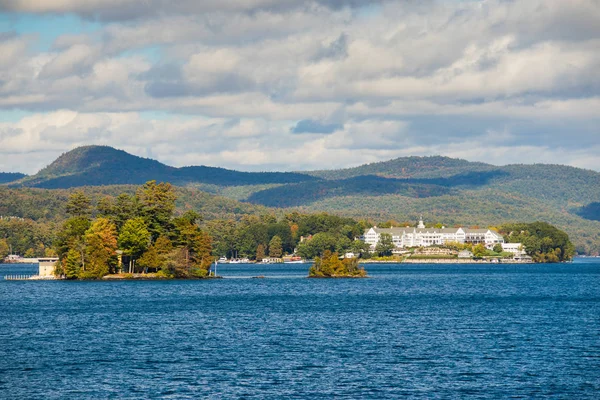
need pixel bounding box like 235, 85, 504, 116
256, 243, 266, 261
269, 235, 283, 258
66, 191, 92, 218
119, 218, 151, 273
137, 181, 176, 240
64, 249, 81, 279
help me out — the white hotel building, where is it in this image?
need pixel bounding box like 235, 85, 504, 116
362, 218, 505, 249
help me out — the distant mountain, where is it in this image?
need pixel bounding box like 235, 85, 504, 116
0, 173, 27, 184
12, 145, 319, 189
308, 156, 496, 180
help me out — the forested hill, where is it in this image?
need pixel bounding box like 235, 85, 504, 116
9, 145, 319, 189
308, 156, 496, 180
0, 173, 26, 184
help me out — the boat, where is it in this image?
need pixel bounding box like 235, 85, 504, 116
218, 257, 228, 263
284, 256, 305, 264
229, 258, 250, 264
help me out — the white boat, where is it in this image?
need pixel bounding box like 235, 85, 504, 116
218, 257, 228, 263
283, 256, 305, 264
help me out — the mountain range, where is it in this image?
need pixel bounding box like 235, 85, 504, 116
2, 145, 600, 254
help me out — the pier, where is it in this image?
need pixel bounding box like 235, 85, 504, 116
4, 274, 34, 280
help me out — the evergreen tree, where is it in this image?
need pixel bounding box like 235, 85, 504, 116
256, 243, 266, 261
269, 235, 283, 258
66, 191, 92, 218
119, 218, 151, 273
64, 248, 81, 279
137, 236, 173, 273
137, 246, 162, 273
172, 212, 212, 275
114, 194, 139, 231
55, 217, 91, 268
375, 233, 394, 256
137, 181, 176, 241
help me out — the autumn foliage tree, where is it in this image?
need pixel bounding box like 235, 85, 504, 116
81, 218, 118, 278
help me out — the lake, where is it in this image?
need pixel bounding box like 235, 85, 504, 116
1, 260, 599, 399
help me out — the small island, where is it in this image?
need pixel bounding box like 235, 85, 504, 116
308, 251, 367, 278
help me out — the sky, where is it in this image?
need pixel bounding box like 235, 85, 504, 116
0, 0, 599, 174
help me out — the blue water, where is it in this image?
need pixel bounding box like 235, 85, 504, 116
1, 260, 599, 399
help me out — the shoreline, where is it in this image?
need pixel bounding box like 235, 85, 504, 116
363, 259, 534, 264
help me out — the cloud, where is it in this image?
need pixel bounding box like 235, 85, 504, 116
0, 0, 383, 21
0, 0, 598, 172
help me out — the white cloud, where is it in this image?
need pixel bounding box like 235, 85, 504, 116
0, 0, 598, 172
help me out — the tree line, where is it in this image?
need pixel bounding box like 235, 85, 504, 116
204, 212, 370, 261
0, 180, 576, 269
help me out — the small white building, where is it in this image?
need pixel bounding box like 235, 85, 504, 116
458, 250, 474, 259
501, 243, 526, 255
38, 257, 59, 277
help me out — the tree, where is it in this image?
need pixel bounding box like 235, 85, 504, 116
493, 243, 503, 254
138, 236, 173, 274
55, 217, 91, 269
205, 219, 237, 259
473, 243, 487, 258
235, 216, 268, 258
308, 251, 367, 278
83, 218, 118, 278
0, 238, 9, 259
154, 236, 173, 254
172, 212, 212, 275
97, 193, 140, 232
256, 243, 266, 261
119, 218, 151, 273
63, 248, 81, 279
66, 191, 92, 218
350, 239, 371, 256
296, 232, 338, 259
500, 222, 575, 262
96, 196, 114, 218
137, 181, 176, 241
267, 222, 294, 253
269, 235, 283, 258
375, 233, 394, 257
137, 246, 162, 273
